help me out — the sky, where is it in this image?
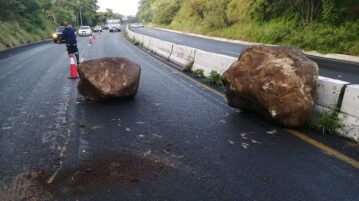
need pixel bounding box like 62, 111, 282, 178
97, 0, 140, 16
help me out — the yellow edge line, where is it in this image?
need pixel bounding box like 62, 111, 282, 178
286, 129, 359, 169
145, 45, 359, 169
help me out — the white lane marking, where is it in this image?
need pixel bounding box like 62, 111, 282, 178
221, 50, 240, 55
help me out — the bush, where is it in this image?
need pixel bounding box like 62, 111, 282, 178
311, 109, 344, 135
182, 61, 194, 72
206, 70, 223, 86
193, 69, 204, 77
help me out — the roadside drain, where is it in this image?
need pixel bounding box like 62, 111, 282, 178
0, 151, 173, 200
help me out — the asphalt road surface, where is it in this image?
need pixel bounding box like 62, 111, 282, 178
132, 27, 359, 84
0, 31, 358, 201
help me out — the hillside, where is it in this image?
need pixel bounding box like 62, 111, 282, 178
137, 0, 359, 56
0, 0, 98, 51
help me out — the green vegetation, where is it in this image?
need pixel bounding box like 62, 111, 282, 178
0, 0, 99, 51
137, 0, 359, 55
192, 69, 204, 77
182, 61, 194, 72
311, 109, 344, 135
206, 70, 223, 86
0, 19, 54, 51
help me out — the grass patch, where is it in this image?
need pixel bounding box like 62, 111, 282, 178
182, 61, 194, 72
206, 70, 223, 86
310, 109, 344, 135
192, 69, 204, 77
0, 20, 54, 52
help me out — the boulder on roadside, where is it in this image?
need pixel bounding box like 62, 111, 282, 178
221, 46, 318, 127
77, 57, 141, 101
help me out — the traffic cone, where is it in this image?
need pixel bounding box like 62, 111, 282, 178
88, 36, 93, 45
93, 34, 96, 40
68, 54, 79, 79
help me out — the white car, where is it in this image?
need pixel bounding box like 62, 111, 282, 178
130, 23, 144, 28
94, 26, 102, 32
109, 24, 121, 32
78, 26, 92, 36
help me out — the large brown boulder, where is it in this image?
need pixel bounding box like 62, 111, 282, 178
221, 46, 318, 127
78, 57, 141, 101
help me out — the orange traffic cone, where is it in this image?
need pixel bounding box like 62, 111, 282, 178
93, 34, 96, 40
68, 54, 79, 79
88, 36, 93, 45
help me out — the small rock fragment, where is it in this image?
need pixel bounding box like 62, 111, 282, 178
30, 171, 39, 178
127, 176, 139, 182
266, 129, 277, 135
144, 150, 151, 156
241, 142, 249, 149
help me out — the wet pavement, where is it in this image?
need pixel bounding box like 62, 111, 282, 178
0, 31, 358, 201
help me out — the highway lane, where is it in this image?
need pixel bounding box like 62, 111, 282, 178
131, 27, 359, 84
0, 31, 358, 200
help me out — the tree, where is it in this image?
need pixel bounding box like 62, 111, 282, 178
322, 0, 342, 25
137, 0, 155, 23
151, 0, 181, 24
286, 0, 322, 26
206, 0, 231, 26
187, 0, 207, 19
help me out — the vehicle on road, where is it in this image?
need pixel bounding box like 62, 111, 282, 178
78, 26, 92, 36
130, 23, 144, 28
52, 26, 65, 43
94, 26, 103, 32
108, 19, 121, 32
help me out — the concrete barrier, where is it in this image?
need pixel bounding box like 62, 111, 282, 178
149, 38, 173, 58
193, 49, 237, 76
169, 44, 197, 66
316, 76, 349, 109
338, 113, 359, 141
313, 78, 359, 141
142, 36, 151, 49
337, 85, 359, 141
135, 34, 143, 43
340, 85, 359, 117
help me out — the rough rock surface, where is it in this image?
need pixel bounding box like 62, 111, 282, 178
221, 46, 318, 127
78, 57, 141, 101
